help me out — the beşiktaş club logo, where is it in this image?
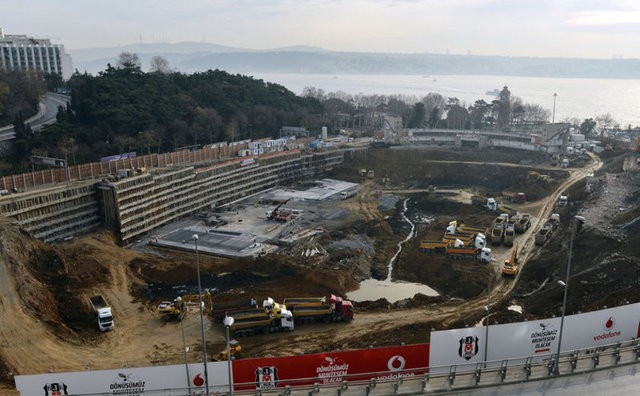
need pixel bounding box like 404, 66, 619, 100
593, 316, 621, 341
43, 382, 68, 396
458, 336, 479, 360
255, 366, 279, 390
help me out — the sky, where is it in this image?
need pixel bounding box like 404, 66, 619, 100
4, 0, 640, 59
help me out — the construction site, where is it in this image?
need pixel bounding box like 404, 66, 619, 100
1, 136, 640, 393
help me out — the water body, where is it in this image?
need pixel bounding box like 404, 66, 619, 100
348, 198, 439, 303
250, 72, 640, 128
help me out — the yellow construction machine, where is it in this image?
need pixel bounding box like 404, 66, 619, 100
216, 340, 241, 361
501, 244, 519, 277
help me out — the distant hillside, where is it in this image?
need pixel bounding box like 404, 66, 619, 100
70, 42, 640, 79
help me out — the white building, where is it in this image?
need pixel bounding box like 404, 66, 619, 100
0, 27, 73, 79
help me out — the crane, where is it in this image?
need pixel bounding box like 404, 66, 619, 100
266, 197, 292, 220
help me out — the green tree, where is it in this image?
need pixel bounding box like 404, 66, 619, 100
406, 102, 426, 128
580, 118, 597, 138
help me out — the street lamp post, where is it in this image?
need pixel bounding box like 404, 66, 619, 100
552, 93, 558, 123
193, 234, 210, 396
223, 316, 235, 396
180, 315, 191, 395
554, 216, 586, 375
483, 269, 492, 368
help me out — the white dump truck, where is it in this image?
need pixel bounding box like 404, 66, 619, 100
90, 295, 114, 331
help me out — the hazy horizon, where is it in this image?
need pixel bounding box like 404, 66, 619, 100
5, 0, 640, 60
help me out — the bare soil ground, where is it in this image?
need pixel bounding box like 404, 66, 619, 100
0, 146, 638, 394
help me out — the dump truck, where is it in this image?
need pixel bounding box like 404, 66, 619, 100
445, 246, 492, 263
419, 240, 450, 253
282, 296, 326, 308
502, 244, 519, 277
289, 298, 354, 324
535, 223, 554, 246
503, 222, 516, 247
471, 195, 497, 211
442, 233, 476, 247
228, 310, 294, 337
89, 295, 114, 332
212, 298, 258, 322
558, 195, 568, 207
157, 297, 186, 321
490, 223, 504, 246
514, 213, 532, 234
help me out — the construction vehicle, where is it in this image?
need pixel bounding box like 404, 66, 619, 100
489, 213, 509, 246
502, 192, 526, 204
549, 213, 561, 228
282, 296, 327, 308
470, 195, 497, 211
228, 310, 294, 337
89, 295, 114, 331
535, 223, 554, 246
514, 213, 532, 234
419, 240, 451, 253
157, 297, 186, 321
265, 197, 292, 220
442, 233, 475, 247
558, 195, 568, 207
445, 246, 492, 263
490, 222, 504, 246
216, 340, 241, 361
212, 298, 258, 322
287, 296, 354, 324
503, 222, 516, 247
444, 221, 488, 248
502, 244, 519, 276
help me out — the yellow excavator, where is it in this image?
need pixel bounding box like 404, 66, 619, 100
216, 340, 241, 361
157, 297, 186, 321
501, 243, 519, 277
157, 291, 212, 321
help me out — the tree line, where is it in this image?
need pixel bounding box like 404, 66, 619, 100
7, 53, 325, 172
3, 53, 626, 173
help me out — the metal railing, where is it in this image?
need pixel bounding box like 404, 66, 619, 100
28, 338, 640, 395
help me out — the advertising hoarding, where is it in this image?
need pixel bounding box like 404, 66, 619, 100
15, 361, 228, 395
232, 344, 429, 391
429, 303, 640, 374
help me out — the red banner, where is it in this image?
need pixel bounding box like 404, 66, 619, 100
232, 344, 429, 391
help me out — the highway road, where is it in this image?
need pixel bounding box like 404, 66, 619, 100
0, 92, 70, 141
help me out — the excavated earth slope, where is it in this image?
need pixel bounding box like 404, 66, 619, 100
0, 147, 638, 394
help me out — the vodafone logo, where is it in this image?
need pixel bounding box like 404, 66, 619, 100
593, 316, 621, 342
387, 355, 406, 371
604, 316, 615, 330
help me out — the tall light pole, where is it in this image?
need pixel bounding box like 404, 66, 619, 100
180, 313, 191, 395
554, 216, 586, 375
483, 268, 492, 368
552, 93, 558, 123
193, 234, 209, 396
223, 316, 235, 396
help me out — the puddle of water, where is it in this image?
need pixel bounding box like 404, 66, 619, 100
348, 278, 439, 303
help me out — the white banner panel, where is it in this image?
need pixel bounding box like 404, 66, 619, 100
429, 303, 640, 374
15, 361, 229, 395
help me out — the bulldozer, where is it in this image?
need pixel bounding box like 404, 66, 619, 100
216, 340, 241, 361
